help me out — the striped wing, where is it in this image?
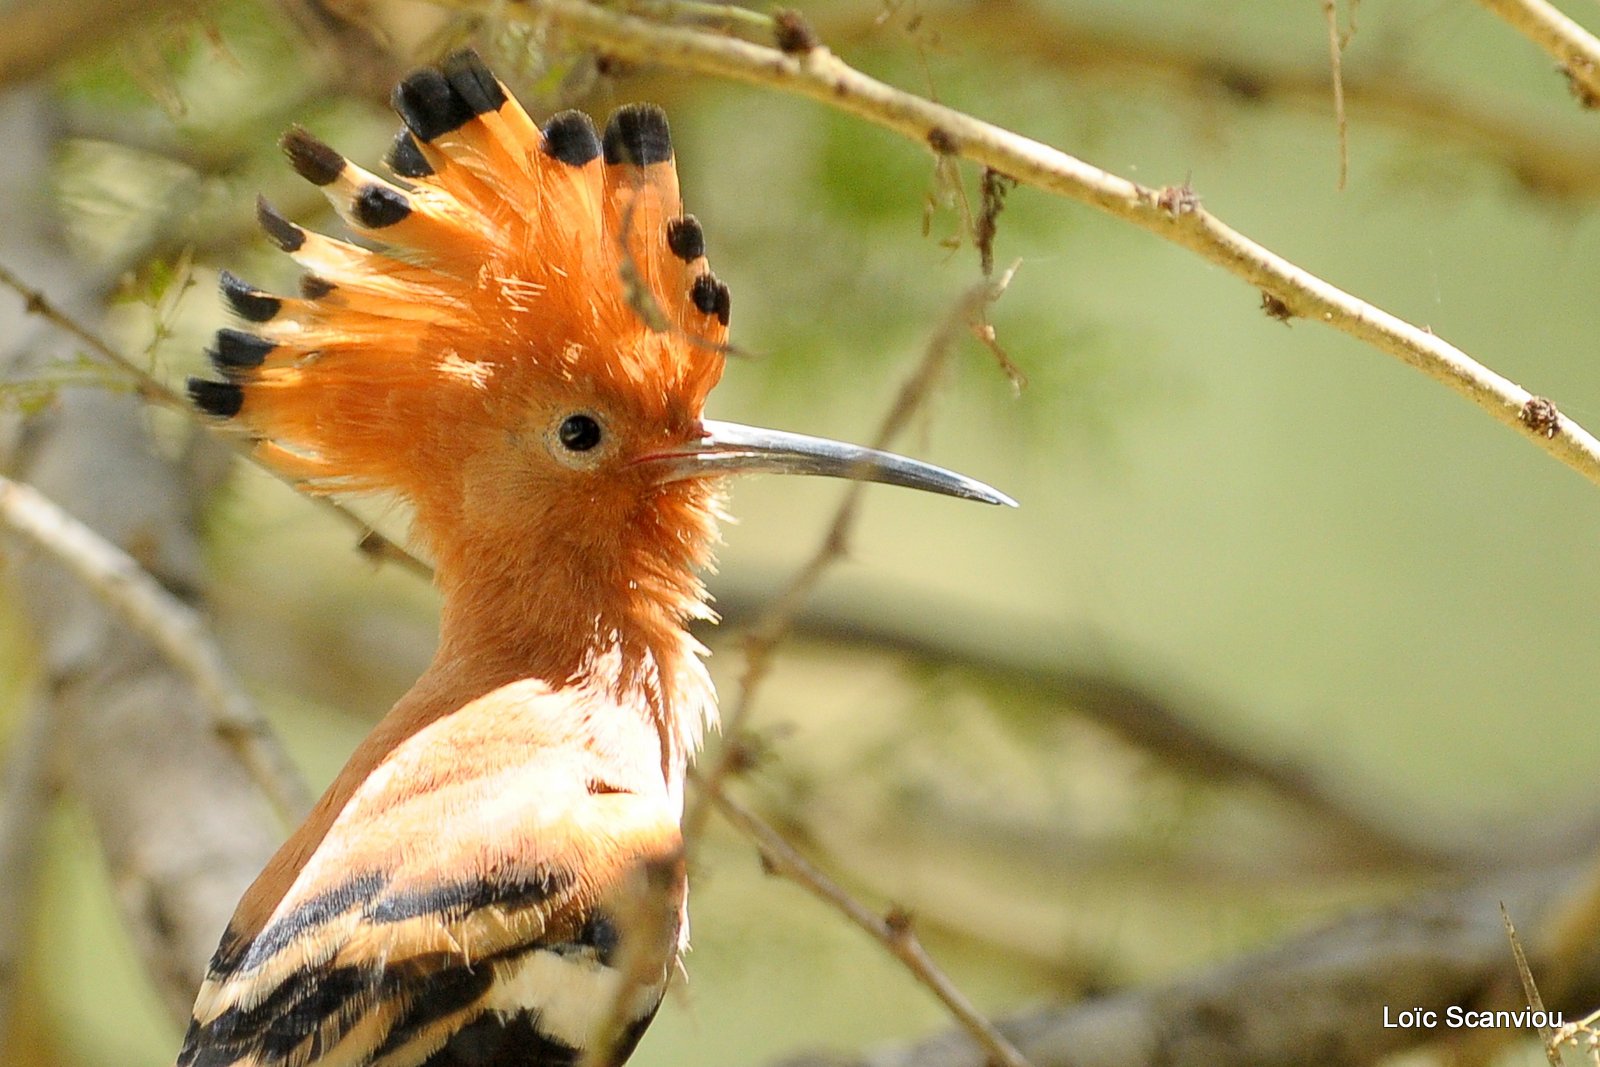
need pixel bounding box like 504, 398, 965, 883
178, 682, 686, 1067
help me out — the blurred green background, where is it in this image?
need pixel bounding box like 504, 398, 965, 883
5, 0, 1600, 1064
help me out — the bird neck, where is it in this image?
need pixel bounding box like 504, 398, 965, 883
413, 489, 722, 806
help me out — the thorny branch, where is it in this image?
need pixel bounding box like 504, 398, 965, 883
682, 266, 1018, 852
0, 261, 431, 578
709, 787, 1033, 1067
0, 472, 312, 824
432, 0, 1600, 491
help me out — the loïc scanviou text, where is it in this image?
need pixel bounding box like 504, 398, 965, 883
1383, 1007, 1563, 1029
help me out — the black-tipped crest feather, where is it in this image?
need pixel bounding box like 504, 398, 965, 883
387, 131, 433, 178
353, 185, 412, 229
542, 111, 602, 167
219, 271, 282, 322
690, 273, 731, 326
666, 217, 705, 262
392, 68, 475, 142
188, 378, 244, 418
602, 104, 673, 166
281, 126, 346, 186
256, 197, 305, 252
212, 328, 276, 370
300, 275, 335, 300
441, 50, 507, 117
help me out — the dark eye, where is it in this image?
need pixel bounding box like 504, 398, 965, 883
558, 413, 603, 452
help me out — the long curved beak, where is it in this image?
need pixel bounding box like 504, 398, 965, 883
649, 419, 1017, 507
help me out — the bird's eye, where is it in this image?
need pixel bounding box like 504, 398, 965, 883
558, 414, 603, 452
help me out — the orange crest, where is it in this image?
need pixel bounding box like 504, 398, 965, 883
191, 50, 730, 513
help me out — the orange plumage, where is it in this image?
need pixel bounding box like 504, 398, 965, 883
181, 48, 1009, 1067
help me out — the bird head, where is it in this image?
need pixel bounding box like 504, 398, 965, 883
189, 51, 1010, 683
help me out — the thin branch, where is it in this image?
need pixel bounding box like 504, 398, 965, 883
0, 694, 58, 1043
797, 0, 1600, 203
1474, 0, 1600, 106
709, 786, 1033, 1067
1322, 0, 1349, 190
1551, 1006, 1600, 1064
0, 471, 312, 824
616, 0, 773, 36
432, 0, 1600, 491
682, 267, 1016, 851
1499, 904, 1563, 1067
0, 260, 431, 579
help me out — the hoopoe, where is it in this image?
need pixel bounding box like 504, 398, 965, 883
179, 50, 1012, 1067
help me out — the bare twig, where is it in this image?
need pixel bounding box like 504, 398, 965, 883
0, 262, 174, 407
1499, 904, 1563, 1067
1474, 0, 1600, 106
0, 261, 431, 579
710, 787, 1033, 1067
619, 0, 773, 37
0, 471, 312, 824
0, 695, 58, 1043
427, 0, 1600, 491
682, 266, 1016, 851
801, 0, 1600, 203
1551, 1006, 1600, 1064
1322, 0, 1349, 189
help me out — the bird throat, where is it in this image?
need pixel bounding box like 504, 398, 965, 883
418, 483, 723, 799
